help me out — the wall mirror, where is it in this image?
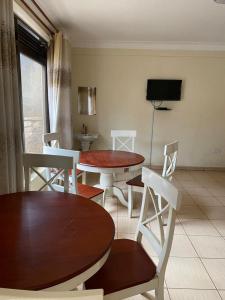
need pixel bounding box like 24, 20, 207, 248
78, 87, 96, 115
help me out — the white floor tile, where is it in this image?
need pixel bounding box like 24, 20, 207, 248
174, 220, 186, 235
127, 289, 170, 300
216, 196, 225, 206
166, 257, 215, 289
170, 235, 197, 257
181, 181, 203, 188
179, 193, 196, 206
105, 204, 117, 217
117, 202, 141, 218
208, 186, 225, 197
189, 236, 225, 258
200, 206, 225, 220
219, 290, 225, 300
169, 289, 221, 300
150, 218, 185, 237
192, 195, 223, 207
202, 259, 225, 289
185, 187, 210, 197
117, 232, 135, 240
211, 220, 225, 236
178, 206, 207, 220
117, 216, 139, 233
181, 219, 220, 236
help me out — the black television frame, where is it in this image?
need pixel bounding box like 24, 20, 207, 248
146, 79, 182, 101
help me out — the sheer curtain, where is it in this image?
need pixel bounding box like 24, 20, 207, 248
47, 32, 73, 149
0, 0, 23, 194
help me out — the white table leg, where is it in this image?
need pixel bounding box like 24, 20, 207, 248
95, 173, 128, 207
112, 186, 128, 207
99, 173, 113, 197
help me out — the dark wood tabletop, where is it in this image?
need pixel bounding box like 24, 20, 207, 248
80, 150, 144, 168
0, 192, 115, 290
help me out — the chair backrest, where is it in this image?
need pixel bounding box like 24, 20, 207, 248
136, 167, 181, 279
43, 132, 60, 147
23, 152, 73, 193
0, 288, 103, 299
111, 130, 136, 152
162, 141, 178, 180
43, 146, 80, 194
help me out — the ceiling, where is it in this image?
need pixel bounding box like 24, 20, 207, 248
37, 0, 225, 50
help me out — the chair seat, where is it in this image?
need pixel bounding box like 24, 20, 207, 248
85, 239, 156, 295
126, 175, 144, 187
68, 169, 83, 176
77, 169, 83, 176
77, 183, 104, 199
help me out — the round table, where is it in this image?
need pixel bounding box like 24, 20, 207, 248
78, 150, 145, 206
0, 192, 115, 291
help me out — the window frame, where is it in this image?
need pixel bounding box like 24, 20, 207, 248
15, 16, 50, 151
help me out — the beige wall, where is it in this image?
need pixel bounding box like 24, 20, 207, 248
72, 48, 225, 167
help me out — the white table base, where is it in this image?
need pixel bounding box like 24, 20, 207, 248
95, 173, 128, 207
77, 162, 143, 207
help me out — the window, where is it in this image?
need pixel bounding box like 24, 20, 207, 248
15, 17, 49, 153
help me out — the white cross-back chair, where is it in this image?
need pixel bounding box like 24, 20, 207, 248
43, 132, 85, 183
43, 132, 60, 148
42, 147, 80, 194
85, 168, 181, 300
111, 130, 136, 152
111, 130, 137, 183
162, 141, 178, 180
43, 146, 104, 204
127, 141, 178, 218
23, 153, 72, 192
0, 288, 103, 299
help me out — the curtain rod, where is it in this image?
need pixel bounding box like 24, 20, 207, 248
19, 0, 58, 36
30, 0, 58, 33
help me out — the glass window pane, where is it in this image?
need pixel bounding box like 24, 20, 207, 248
20, 53, 46, 153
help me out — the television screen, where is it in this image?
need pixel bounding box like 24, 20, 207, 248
147, 79, 182, 101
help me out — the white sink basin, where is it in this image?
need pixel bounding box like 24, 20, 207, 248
75, 133, 99, 151
76, 133, 98, 142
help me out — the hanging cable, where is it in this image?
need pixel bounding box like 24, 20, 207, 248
149, 100, 163, 168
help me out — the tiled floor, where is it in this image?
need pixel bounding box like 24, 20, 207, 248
90, 170, 225, 299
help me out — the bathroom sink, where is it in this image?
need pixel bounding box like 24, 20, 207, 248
76, 133, 98, 142
75, 133, 99, 151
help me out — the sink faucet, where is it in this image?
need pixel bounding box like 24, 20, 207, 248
82, 124, 88, 134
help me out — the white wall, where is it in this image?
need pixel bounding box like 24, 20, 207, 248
72, 48, 225, 168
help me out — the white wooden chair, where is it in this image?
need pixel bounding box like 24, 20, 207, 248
85, 167, 181, 300
43, 132, 85, 183
127, 141, 178, 218
111, 130, 136, 152
23, 150, 104, 205
0, 288, 103, 299
43, 132, 60, 148
23, 153, 72, 192
111, 130, 137, 183
43, 146, 105, 205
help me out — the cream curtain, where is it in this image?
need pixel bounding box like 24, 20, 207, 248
47, 32, 73, 149
0, 0, 23, 194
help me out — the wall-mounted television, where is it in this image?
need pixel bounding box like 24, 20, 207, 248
147, 79, 182, 101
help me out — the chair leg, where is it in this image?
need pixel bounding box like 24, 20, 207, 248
102, 189, 107, 207
155, 285, 164, 300
82, 172, 87, 184
155, 276, 165, 300
128, 185, 133, 218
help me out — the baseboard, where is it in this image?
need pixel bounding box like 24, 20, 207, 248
145, 165, 225, 172
176, 166, 225, 171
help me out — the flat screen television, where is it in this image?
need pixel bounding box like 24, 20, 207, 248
147, 79, 182, 101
